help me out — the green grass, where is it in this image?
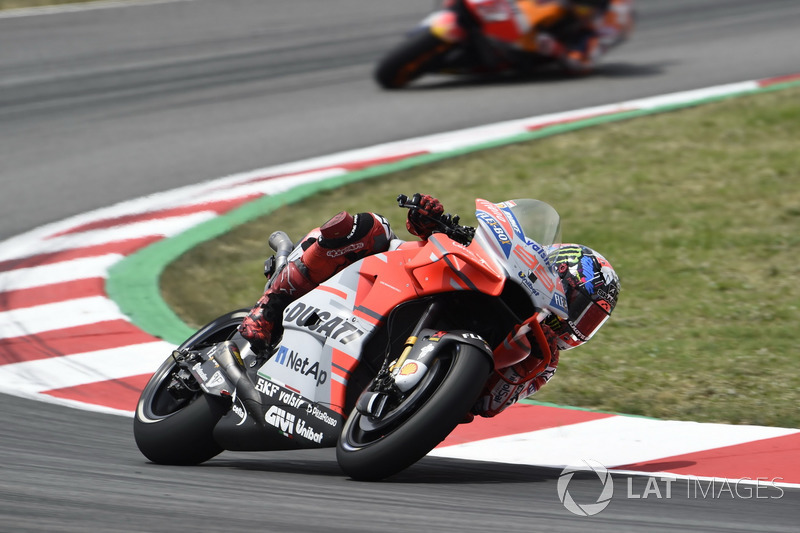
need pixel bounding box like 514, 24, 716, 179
162, 86, 800, 428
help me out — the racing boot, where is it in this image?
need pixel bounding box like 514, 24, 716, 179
238, 260, 317, 355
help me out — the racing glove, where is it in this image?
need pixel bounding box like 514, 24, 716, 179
405, 193, 444, 239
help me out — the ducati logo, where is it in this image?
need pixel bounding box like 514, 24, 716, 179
285, 303, 366, 344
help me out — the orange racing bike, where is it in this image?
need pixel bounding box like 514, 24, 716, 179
375, 0, 572, 89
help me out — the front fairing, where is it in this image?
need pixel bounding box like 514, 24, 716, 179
474, 198, 569, 319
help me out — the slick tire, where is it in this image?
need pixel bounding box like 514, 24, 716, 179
134, 383, 227, 465
133, 309, 248, 465
336, 344, 491, 480
374, 32, 452, 89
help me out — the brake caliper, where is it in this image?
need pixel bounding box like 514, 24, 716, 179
167, 349, 201, 401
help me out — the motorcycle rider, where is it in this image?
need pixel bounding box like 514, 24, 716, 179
515, 0, 635, 74
238, 194, 620, 419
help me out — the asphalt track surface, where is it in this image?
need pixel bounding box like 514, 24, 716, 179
1, 0, 799, 531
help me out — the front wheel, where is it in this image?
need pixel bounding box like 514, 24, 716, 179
133, 309, 249, 465
374, 31, 453, 89
336, 344, 491, 480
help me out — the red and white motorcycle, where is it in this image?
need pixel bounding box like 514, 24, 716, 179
134, 196, 569, 480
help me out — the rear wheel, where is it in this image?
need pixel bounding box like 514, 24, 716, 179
133, 309, 248, 465
375, 32, 453, 89
336, 344, 491, 480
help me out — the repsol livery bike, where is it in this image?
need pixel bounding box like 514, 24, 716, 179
134, 196, 570, 480
375, 0, 571, 89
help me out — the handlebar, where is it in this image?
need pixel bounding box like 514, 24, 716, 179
397, 194, 475, 246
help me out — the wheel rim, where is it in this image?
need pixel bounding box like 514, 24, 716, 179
342, 356, 452, 450
143, 363, 200, 419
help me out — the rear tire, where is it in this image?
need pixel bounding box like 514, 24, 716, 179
133, 310, 248, 465
336, 344, 491, 480
375, 32, 452, 89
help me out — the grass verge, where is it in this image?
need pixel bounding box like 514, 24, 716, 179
162, 86, 800, 427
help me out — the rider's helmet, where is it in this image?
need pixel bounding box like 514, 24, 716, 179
544, 243, 620, 351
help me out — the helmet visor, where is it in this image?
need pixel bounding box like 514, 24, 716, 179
567, 288, 612, 341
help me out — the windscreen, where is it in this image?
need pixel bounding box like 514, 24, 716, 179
501, 199, 562, 246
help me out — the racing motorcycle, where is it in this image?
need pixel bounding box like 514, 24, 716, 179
375, 0, 572, 89
134, 196, 570, 480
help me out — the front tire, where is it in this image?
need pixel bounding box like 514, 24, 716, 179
375, 31, 453, 89
336, 344, 491, 480
133, 309, 248, 465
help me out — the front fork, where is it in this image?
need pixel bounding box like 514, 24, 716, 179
356, 300, 495, 418
356, 300, 445, 418
388, 299, 445, 373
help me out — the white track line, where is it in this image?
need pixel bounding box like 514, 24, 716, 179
431, 416, 799, 469
0, 296, 127, 339
0, 254, 120, 291
0, 213, 216, 263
